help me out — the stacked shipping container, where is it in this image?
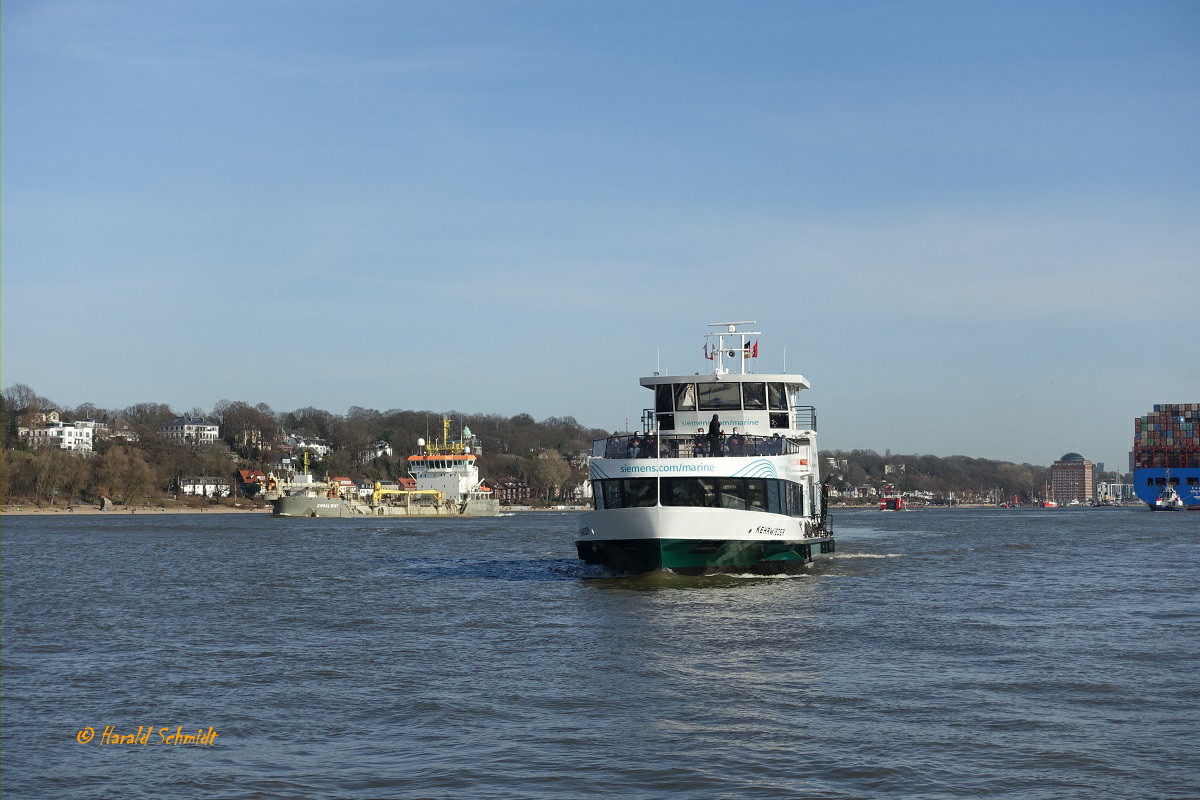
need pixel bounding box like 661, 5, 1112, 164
1133, 403, 1200, 469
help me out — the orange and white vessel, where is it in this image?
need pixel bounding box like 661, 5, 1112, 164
271, 419, 499, 517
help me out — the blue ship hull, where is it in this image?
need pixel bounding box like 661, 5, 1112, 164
1133, 468, 1200, 509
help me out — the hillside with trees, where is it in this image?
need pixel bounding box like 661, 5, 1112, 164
2, 383, 606, 507
823, 449, 1059, 505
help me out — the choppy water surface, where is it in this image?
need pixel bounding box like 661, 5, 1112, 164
3, 509, 1197, 799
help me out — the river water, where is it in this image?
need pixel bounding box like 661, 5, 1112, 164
2, 508, 1197, 799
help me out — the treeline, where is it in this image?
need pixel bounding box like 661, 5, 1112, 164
824, 449, 1059, 503
0, 384, 608, 506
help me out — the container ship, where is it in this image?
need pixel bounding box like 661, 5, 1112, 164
1132, 404, 1200, 510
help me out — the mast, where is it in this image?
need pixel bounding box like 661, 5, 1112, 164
705, 321, 761, 376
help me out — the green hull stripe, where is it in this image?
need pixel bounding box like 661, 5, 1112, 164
576, 537, 834, 575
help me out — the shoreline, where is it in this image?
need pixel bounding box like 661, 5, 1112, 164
2, 504, 271, 516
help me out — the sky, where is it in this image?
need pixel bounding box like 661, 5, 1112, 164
4, 0, 1198, 470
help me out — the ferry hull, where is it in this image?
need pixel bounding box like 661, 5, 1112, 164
1132, 468, 1200, 510
575, 506, 832, 575
576, 536, 834, 576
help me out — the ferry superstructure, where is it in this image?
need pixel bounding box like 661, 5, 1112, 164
576, 322, 833, 575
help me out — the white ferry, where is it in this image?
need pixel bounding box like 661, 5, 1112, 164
576, 322, 834, 575
270, 419, 500, 517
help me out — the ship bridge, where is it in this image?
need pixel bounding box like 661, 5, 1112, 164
639, 322, 815, 436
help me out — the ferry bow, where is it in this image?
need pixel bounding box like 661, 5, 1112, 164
576, 322, 833, 575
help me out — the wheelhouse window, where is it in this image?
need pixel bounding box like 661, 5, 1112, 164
768, 383, 787, 410
698, 382, 741, 411
674, 383, 697, 411
786, 384, 804, 410
655, 384, 673, 412
742, 382, 766, 410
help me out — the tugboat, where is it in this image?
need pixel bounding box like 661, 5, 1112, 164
575, 322, 834, 575
1153, 482, 1186, 511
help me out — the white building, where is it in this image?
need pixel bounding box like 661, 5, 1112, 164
285, 431, 332, 457
20, 421, 96, 454
358, 440, 394, 464
162, 417, 221, 445
176, 476, 232, 497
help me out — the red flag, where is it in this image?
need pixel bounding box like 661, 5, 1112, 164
752, 340, 759, 358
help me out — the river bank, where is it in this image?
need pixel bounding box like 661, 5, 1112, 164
2, 503, 270, 516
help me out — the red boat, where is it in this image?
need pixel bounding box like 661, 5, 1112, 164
879, 485, 906, 510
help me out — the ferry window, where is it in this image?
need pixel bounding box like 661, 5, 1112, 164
743, 383, 766, 410
718, 479, 746, 510
662, 478, 696, 507
768, 383, 787, 410
792, 484, 805, 516
661, 477, 719, 507
592, 481, 605, 510
767, 479, 782, 513
699, 382, 741, 411
655, 384, 673, 412
769, 412, 789, 429
602, 480, 623, 510
746, 479, 767, 511
674, 383, 697, 411
656, 413, 675, 432
621, 478, 658, 508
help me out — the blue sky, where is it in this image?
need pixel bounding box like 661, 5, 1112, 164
5, 0, 1198, 470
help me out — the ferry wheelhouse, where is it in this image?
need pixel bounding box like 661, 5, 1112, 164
576, 322, 833, 575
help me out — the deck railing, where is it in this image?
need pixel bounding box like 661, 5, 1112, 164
592, 432, 804, 460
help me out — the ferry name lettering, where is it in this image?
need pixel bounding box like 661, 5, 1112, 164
755, 526, 787, 537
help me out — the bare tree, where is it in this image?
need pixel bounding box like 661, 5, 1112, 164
96, 446, 155, 504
